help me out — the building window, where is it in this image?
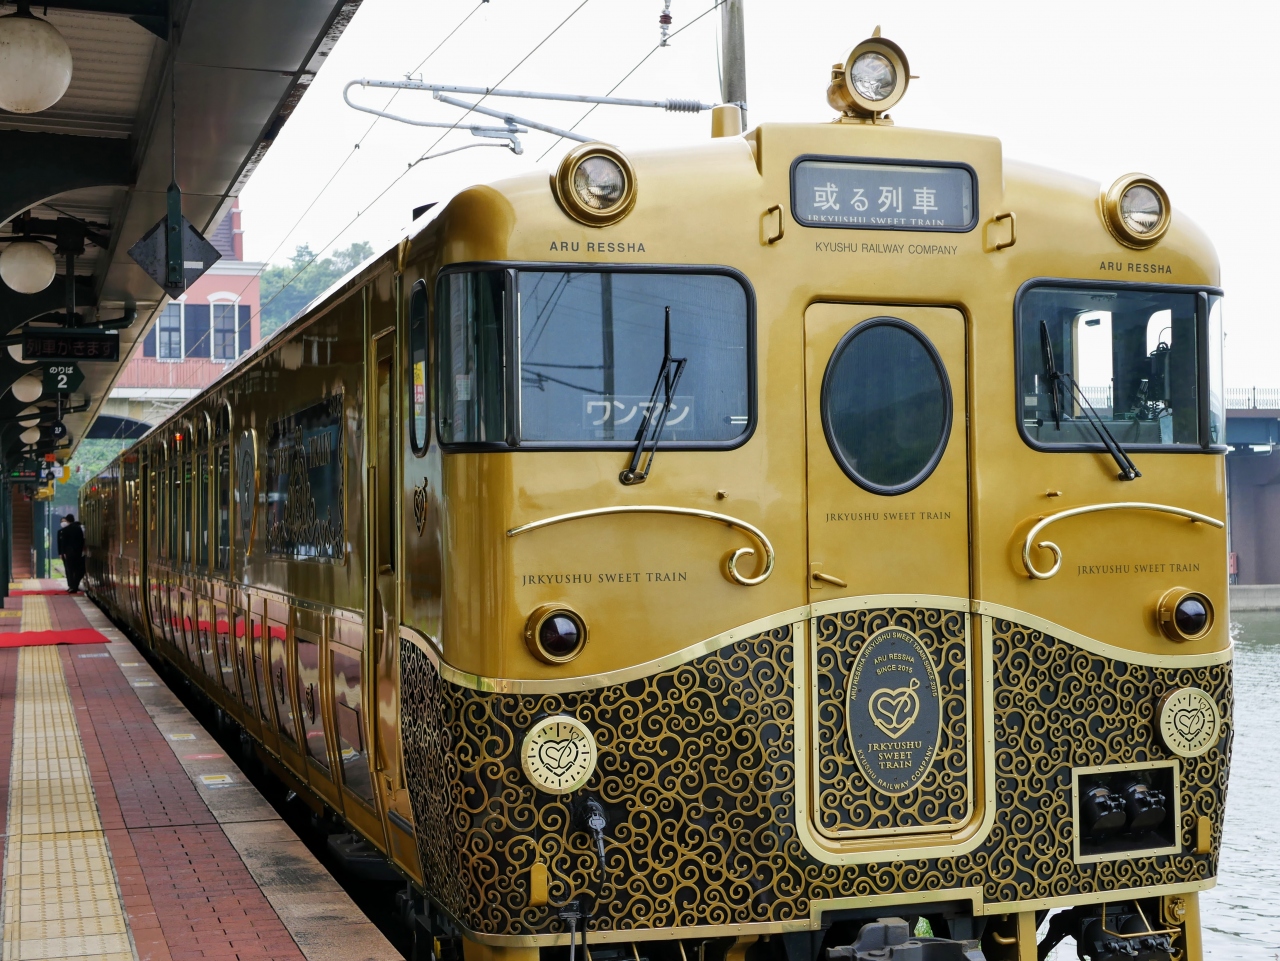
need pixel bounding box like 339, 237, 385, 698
213, 302, 238, 360
158, 304, 183, 360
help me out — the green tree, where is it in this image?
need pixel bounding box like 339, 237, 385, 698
259, 241, 375, 336
52, 438, 136, 515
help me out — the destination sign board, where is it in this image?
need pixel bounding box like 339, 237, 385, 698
22, 329, 119, 362
792, 158, 975, 232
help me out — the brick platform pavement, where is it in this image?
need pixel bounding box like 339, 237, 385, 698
0, 592, 400, 961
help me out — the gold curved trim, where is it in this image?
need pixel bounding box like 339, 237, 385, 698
401, 605, 808, 695
973, 600, 1232, 667
1022, 502, 1224, 580
507, 505, 775, 587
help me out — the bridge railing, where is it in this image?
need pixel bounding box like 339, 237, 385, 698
1227, 387, 1280, 410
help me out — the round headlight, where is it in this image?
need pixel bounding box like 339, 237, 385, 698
1102, 173, 1170, 248
850, 52, 896, 101
827, 33, 910, 118
552, 143, 637, 227
573, 156, 625, 211
1157, 587, 1214, 642
524, 604, 588, 664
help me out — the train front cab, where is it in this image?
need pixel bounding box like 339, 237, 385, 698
396, 94, 1228, 961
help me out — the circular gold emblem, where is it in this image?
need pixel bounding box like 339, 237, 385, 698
1157, 687, 1221, 758
521, 715, 597, 795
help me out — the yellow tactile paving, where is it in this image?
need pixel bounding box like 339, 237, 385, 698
17, 596, 49, 635
1, 647, 136, 960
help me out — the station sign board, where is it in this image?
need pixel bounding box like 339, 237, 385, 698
21, 329, 119, 362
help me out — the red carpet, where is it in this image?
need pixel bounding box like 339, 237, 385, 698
0, 629, 108, 649
9, 590, 79, 597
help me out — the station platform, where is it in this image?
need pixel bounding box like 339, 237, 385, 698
0, 581, 401, 961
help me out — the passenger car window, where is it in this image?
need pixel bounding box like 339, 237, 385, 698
821, 318, 951, 494
408, 281, 429, 453
1019, 285, 1208, 448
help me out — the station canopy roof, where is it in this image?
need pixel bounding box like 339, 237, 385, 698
0, 0, 362, 465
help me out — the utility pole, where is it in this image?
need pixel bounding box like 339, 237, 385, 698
719, 0, 747, 127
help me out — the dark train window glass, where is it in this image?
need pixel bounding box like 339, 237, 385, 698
1019, 285, 1204, 448
197, 451, 210, 568
436, 270, 506, 444
168, 465, 178, 560
331, 646, 375, 803
215, 444, 231, 571
821, 319, 951, 495
517, 270, 751, 445
408, 281, 430, 454
182, 458, 193, 565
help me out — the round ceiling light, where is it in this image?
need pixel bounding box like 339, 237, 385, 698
10, 372, 43, 403
19, 426, 41, 445
1102, 173, 1171, 248
0, 8, 73, 114
17, 406, 39, 428
827, 32, 911, 118
552, 143, 637, 227
0, 240, 56, 293
7, 344, 38, 364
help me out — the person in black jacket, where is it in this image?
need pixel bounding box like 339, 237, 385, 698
58, 513, 85, 594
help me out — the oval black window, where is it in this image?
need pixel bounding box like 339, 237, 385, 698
821, 318, 952, 495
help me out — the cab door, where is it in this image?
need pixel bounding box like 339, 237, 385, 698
804, 303, 969, 600
801, 303, 980, 852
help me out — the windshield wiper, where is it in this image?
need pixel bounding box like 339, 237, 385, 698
1040, 320, 1141, 481
619, 305, 686, 485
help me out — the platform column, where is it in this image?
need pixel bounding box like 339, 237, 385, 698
1015, 911, 1037, 961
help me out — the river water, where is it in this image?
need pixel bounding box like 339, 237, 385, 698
1201, 611, 1280, 959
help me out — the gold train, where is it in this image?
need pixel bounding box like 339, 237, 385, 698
83, 32, 1230, 961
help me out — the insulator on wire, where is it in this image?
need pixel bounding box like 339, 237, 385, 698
663, 98, 703, 113
658, 0, 672, 46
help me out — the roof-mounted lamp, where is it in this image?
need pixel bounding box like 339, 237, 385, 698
19, 426, 40, 446
0, 240, 56, 293
0, 1, 73, 115
827, 27, 913, 122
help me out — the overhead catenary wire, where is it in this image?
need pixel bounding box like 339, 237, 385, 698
166, 0, 490, 387
535, 0, 723, 163
199, 0, 596, 380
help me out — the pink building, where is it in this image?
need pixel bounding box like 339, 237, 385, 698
106, 203, 263, 424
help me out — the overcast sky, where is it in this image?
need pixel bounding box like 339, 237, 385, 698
239, 0, 1279, 388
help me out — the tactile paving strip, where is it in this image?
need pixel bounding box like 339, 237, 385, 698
1, 646, 135, 960
18, 596, 50, 634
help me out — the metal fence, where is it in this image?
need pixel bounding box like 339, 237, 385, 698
1226, 387, 1280, 410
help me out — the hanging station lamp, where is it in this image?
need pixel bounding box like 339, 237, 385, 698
0, 1, 73, 115
0, 240, 56, 293
10, 372, 43, 403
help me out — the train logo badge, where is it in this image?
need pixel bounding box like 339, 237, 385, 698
1157, 687, 1221, 758
520, 715, 598, 795
846, 627, 942, 796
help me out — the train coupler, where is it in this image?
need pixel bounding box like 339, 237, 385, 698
826, 917, 985, 960
1038, 902, 1176, 961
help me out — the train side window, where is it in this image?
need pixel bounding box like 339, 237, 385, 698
233, 607, 255, 712
408, 280, 430, 454
1018, 283, 1210, 449
250, 608, 271, 722
168, 464, 179, 559
197, 450, 210, 568
181, 457, 193, 565
215, 443, 231, 571
436, 269, 507, 444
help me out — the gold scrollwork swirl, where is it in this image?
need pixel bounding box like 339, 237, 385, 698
398, 613, 1231, 937
1020, 502, 1224, 579
506, 505, 775, 586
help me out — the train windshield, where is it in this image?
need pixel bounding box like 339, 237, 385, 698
1018, 284, 1224, 449
437, 267, 753, 447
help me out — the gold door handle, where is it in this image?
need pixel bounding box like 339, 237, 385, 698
811, 570, 848, 588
